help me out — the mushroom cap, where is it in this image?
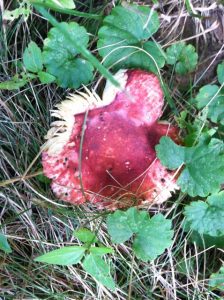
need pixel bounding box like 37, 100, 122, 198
42, 69, 179, 209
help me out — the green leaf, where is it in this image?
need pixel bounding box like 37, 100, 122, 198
98, 5, 164, 72
156, 136, 224, 197
43, 22, 93, 88
166, 42, 198, 75
35, 6, 119, 88
73, 228, 98, 244
176, 44, 198, 74
217, 61, 224, 85
82, 254, 115, 290
23, 41, 43, 73
38, 71, 56, 84
117, 42, 165, 74
89, 247, 114, 256
0, 233, 12, 253
106, 207, 148, 244
195, 85, 219, 108
166, 42, 185, 65
155, 136, 185, 169
107, 208, 173, 262
194, 84, 224, 125
209, 266, 224, 291
133, 214, 173, 261
184, 192, 224, 237
125, 207, 149, 233
0, 76, 28, 90
34, 246, 86, 266
107, 210, 133, 243
46, 58, 93, 89
183, 209, 224, 250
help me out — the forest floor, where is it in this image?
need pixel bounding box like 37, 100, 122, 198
1, 1, 224, 299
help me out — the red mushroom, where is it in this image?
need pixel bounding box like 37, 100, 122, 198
42, 69, 179, 209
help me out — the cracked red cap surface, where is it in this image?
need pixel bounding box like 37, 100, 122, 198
42, 69, 179, 209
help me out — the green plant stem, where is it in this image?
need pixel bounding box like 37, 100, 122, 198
30, 0, 102, 19
160, 81, 178, 115
33, 5, 120, 88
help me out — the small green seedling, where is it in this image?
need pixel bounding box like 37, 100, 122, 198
34, 227, 115, 290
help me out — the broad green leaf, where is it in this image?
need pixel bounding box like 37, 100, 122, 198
73, 228, 98, 244
89, 247, 114, 256
43, 22, 93, 88
97, 5, 164, 72
107, 210, 133, 243
107, 208, 173, 262
34, 6, 118, 87
121, 42, 165, 74
38, 71, 56, 84
142, 42, 166, 73
82, 254, 115, 290
156, 136, 224, 197
133, 214, 173, 261
0, 76, 28, 90
34, 246, 86, 266
0, 233, 12, 253
100, 5, 159, 42
181, 138, 224, 196
166, 42, 185, 65
195, 85, 219, 108
23, 41, 43, 73
209, 267, 224, 291
194, 84, 224, 125
106, 207, 148, 244
166, 42, 198, 75
155, 136, 185, 169
175, 44, 198, 74
217, 61, 224, 85
184, 192, 224, 237
125, 207, 149, 233
45, 58, 93, 89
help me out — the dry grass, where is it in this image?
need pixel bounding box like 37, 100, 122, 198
0, 0, 224, 299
